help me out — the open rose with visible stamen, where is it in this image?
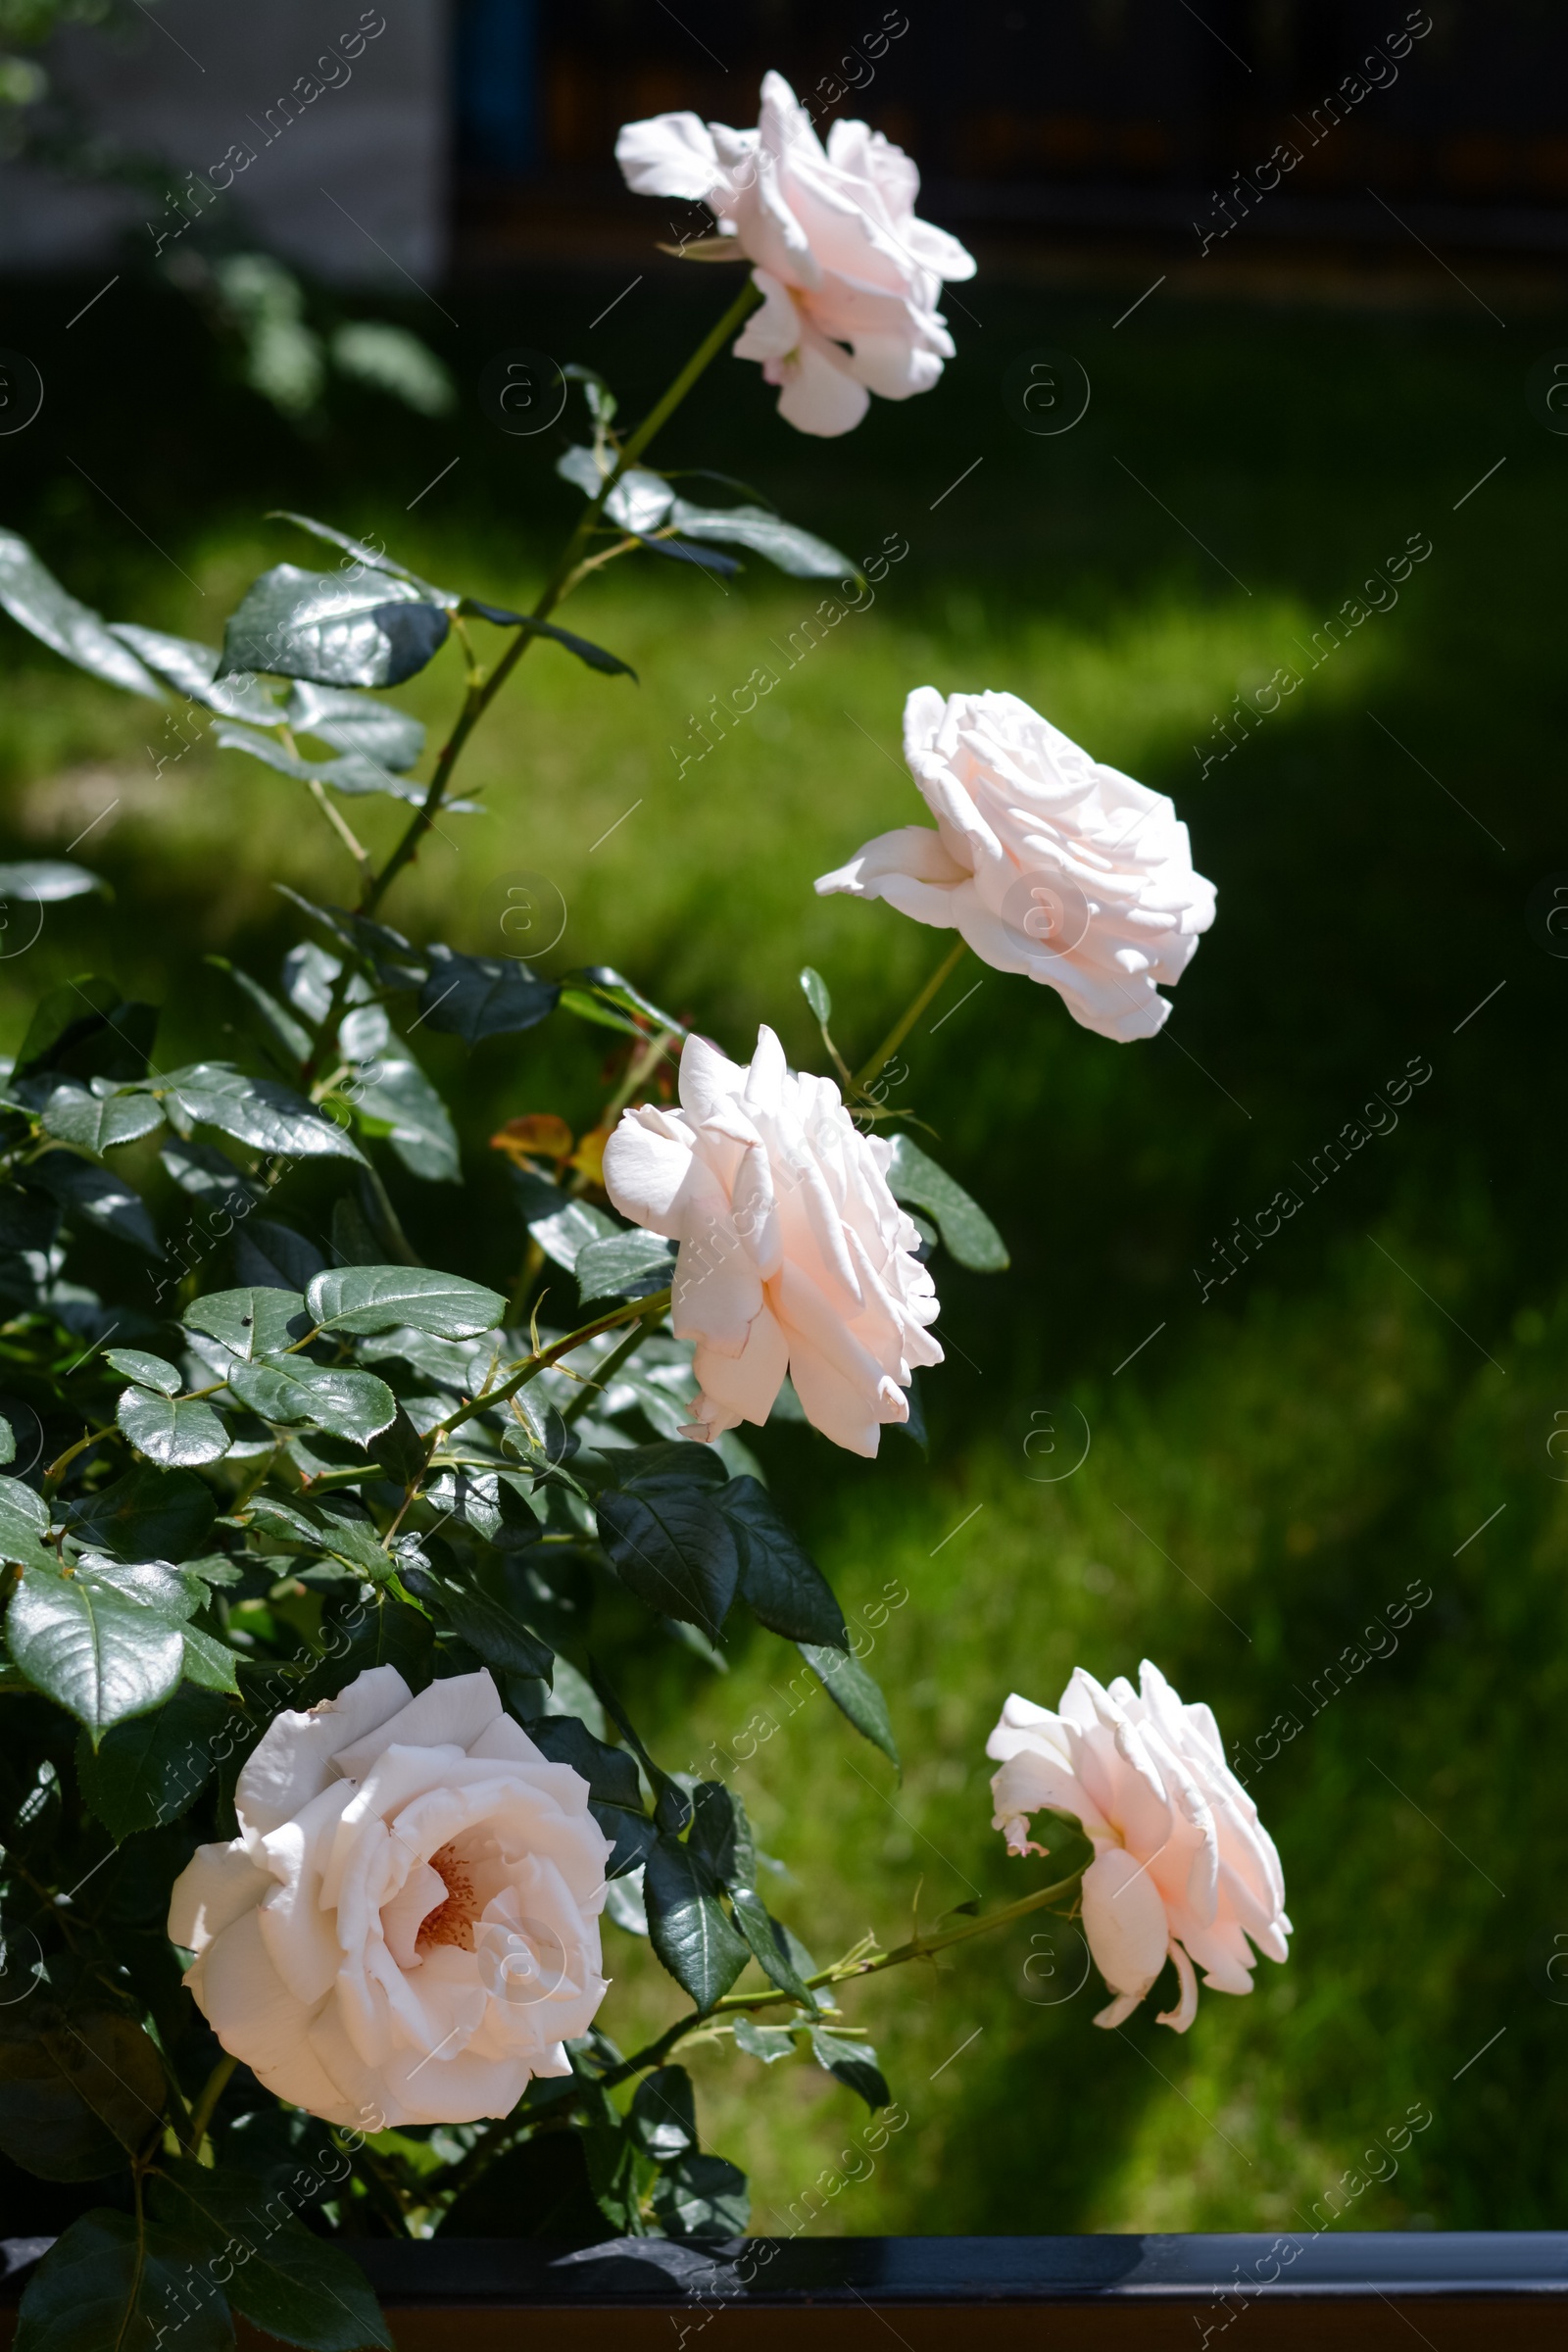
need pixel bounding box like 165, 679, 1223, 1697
169, 1667, 611, 2126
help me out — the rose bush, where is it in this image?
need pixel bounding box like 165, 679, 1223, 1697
817, 686, 1217, 1040
616, 71, 975, 436
604, 1025, 942, 1457
988, 1660, 1291, 2031
170, 1667, 612, 2128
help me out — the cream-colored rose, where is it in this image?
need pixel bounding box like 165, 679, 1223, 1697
987, 1660, 1290, 2032
602, 1025, 941, 1458
169, 1667, 611, 2126
616, 72, 975, 437
817, 687, 1217, 1041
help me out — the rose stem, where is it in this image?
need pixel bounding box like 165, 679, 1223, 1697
852, 940, 969, 1092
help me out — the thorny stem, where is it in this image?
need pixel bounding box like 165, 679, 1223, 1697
433, 1288, 673, 1441
853, 941, 969, 1093
603, 1870, 1087, 2089
559, 1305, 666, 1428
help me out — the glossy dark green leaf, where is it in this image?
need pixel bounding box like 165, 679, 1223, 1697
39, 1080, 163, 1152
149, 2156, 391, 2350
14, 975, 157, 1084
597, 1478, 738, 1642
245, 1494, 392, 1582
666, 498, 852, 577
75, 1684, 229, 1837
457, 598, 636, 680
25, 1152, 158, 1253
523, 1192, 616, 1271
16, 2211, 234, 2352
402, 1562, 553, 1679
286, 679, 425, 771
628, 2064, 695, 2159
0, 530, 165, 697
8, 1563, 186, 1737
574, 1229, 675, 1305
417, 945, 562, 1044
884, 1133, 1009, 1273
61, 1465, 215, 1562
116, 1386, 231, 1468
732, 2017, 798, 2063
307, 1263, 506, 1340
179, 1625, 241, 1694
161, 1134, 269, 1219
808, 2024, 891, 2109
0, 2000, 169, 2181
108, 621, 283, 722
233, 1218, 327, 1293
0, 860, 110, 905
214, 719, 454, 808
103, 1348, 180, 1395
523, 1712, 651, 1876
224, 1354, 396, 1446
642, 1833, 749, 2011
185, 1285, 309, 1360
799, 1640, 900, 1769
160, 1062, 366, 1163
217, 563, 450, 690
269, 509, 451, 600
651, 2152, 751, 2239
719, 1477, 848, 1648
0, 1473, 50, 1564
346, 1041, 460, 1181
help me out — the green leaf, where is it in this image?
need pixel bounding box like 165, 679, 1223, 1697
25, 1152, 159, 1253
401, 1562, 553, 1679
457, 598, 637, 681
329, 321, 457, 416
2, 2006, 169, 2170
107, 621, 284, 722
522, 1193, 616, 1271
666, 498, 853, 578
799, 1640, 900, 1768
224, 1354, 397, 1446
732, 2018, 798, 2063
557, 986, 645, 1040
17, 2212, 234, 2352
307, 1264, 506, 1340
160, 1062, 367, 1163
808, 2024, 892, 2109
642, 1833, 749, 2010
61, 1465, 215, 1562
185, 1285, 309, 1360
575, 1229, 675, 1305
0, 859, 111, 905
597, 1473, 739, 1642
215, 719, 457, 809
207, 958, 314, 1064
75, 1684, 230, 1836
14, 975, 157, 1084
180, 1623, 241, 1695
0, 1473, 50, 1563
7, 1561, 188, 1737
417, 945, 562, 1044
116, 1384, 231, 1468
286, 680, 425, 771
40, 1080, 164, 1152
103, 1349, 181, 1396
217, 564, 451, 689
245, 1494, 392, 1582
234, 1217, 327, 1292
719, 1478, 848, 1648
149, 2156, 392, 2350
523, 1712, 651, 1875
651, 2152, 751, 2239
0, 530, 165, 698
161, 1135, 269, 1218
269, 509, 451, 600
577, 963, 690, 1041
0, 1416, 14, 1467
344, 1038, 460, 1181
800, 965, 832, 1024
884, 1134, 1009, 1272
628, 2064, 695, 2159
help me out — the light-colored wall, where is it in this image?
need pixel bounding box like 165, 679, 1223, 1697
0, 0, 450, 284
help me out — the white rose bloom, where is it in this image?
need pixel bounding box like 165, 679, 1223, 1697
987, 1660, 1291, 2033
615, 72, 975, 437
817, 687, 1217, 1041
602, 1025, 942, 1459
169, 1668, 612, 2127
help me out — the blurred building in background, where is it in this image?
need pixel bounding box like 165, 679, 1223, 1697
1, 1, 1565, 287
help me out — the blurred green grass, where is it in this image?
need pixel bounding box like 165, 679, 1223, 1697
2, 265, 1565, 2233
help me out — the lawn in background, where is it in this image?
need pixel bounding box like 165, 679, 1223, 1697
0, 264, 1563, 2232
